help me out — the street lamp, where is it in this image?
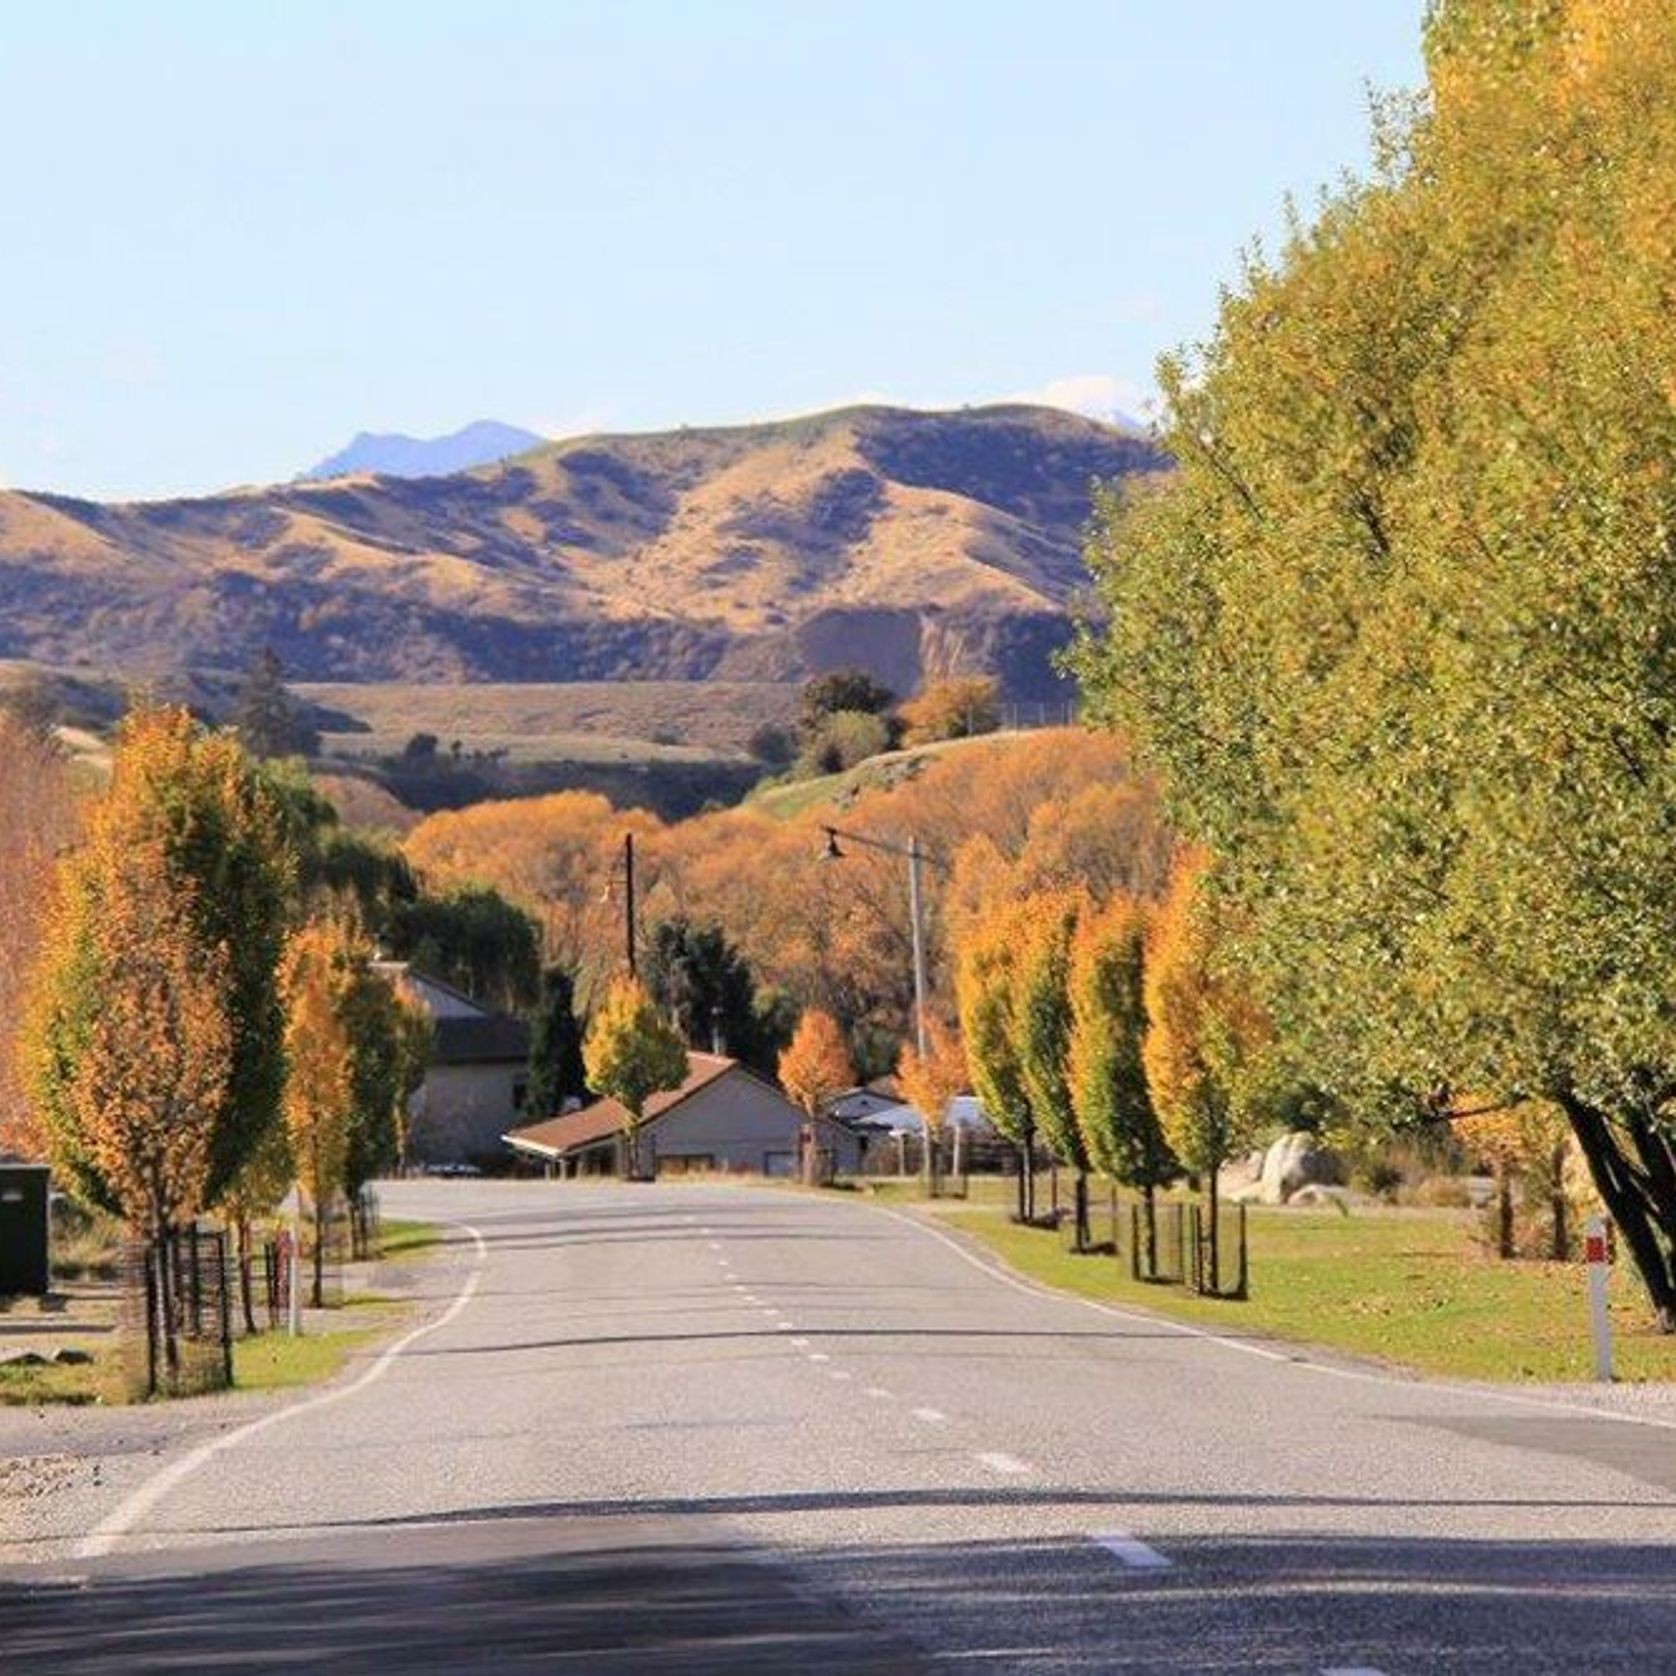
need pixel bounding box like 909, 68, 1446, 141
818, 823, 948, 1058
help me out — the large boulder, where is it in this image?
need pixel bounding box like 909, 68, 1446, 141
1259, 1131, 1342, 1206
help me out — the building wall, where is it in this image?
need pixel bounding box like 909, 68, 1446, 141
644, 1070, 864, 1176
409, 1062, 527, 1166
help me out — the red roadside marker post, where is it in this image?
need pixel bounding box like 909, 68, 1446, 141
1585, 1214, 1613, 1382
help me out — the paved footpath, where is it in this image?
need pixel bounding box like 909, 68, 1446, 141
3, 1181, 1675, 1673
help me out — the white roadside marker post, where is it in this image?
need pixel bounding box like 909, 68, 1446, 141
1585, 1215, 1613, 1382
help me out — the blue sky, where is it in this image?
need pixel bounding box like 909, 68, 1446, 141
3, 2, 1424, 500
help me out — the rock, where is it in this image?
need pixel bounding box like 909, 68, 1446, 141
1219, 1150, 1265, 1194
1287, 1183, 1358, 1211
1259, 1130, 1342, 1206
51, 1348, 93, 1366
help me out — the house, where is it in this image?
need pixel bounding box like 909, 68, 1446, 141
375, 963, 532, 1168
503, 1052, 864, 1180
825, 1080, 903, 1127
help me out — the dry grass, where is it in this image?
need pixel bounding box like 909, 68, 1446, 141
298, 680, 796, 756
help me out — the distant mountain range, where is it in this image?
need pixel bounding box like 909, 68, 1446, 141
301, 420, 546, 481
0, 404, 1165, 698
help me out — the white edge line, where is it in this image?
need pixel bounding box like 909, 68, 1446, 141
78, 1220, 488, 1560
867, 1202, 1676, 1435
1094, 1531, 1173, 1571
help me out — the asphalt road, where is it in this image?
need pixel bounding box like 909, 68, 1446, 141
4, 1180, 1676, 1673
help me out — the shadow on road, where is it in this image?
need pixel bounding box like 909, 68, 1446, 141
7, 1522, 1675, 1674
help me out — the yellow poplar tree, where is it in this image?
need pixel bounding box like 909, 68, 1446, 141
582, 976, 689, 1179
280, 921, 355, 1306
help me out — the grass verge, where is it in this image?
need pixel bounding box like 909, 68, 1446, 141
915, 1194, 1676, 1384
380, 1219, 445, 1261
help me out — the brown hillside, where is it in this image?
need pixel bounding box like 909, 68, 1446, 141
0, 404, 1162, 696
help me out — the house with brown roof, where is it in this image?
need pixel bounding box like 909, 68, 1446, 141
503, 1052, 864, 1180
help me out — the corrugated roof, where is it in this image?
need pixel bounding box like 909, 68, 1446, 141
505, 1052, 735, 1157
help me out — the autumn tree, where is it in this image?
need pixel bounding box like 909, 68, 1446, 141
897, 676, 1000, 747
582, 977, 688, 1180
32, 839, 232, 1378
778, 1008, 855, 1184
1073, 0, 1676, 1320
1142, 860, 1258, 1292
897, 1017, 966, 1194
0, 716, 77, 1159
1017, 892, 1092, 1249
24, 707, 293, 1211
955, 898, 1038, 1222
1457, 1098, 1575, 1261
280, 920, 355, 1307
1069, 895, 1177, 1269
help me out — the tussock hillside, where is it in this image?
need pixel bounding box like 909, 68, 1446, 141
0, 404, 1162, 696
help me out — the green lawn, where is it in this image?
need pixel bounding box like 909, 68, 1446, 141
232, 1309, 390, 1393
910, 1193, 1676, 1383
379, 1219, 444, 1261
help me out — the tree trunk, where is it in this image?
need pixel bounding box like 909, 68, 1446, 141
1207, 1168, 1221, 1295
1559, 1092, 1676, 1330
1074, 1170, 1090, 1253
237, 1217, 257, 1336
1143, 1182, 1159, 1278
156, 1222, 180, 1385
312, 1198, 326, 1310
1495, 1162, 1515, 1260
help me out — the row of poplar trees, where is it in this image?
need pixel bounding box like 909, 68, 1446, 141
23, 708, 430, 1376
955, 855, 1252, 1289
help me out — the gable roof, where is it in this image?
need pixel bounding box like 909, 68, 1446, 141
505, 1052, 737, 1158
372, 961, 529, 1065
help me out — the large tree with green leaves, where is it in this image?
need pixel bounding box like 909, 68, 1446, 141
1017, 892, 1092, 1249
1073, 0, 1676, 1320
643, 917, 785, 1073
1069, 894, 1177, 1269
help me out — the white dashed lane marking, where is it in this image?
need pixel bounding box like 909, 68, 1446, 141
790, 1337, 809, 1348
912, 1407, 946, 1424
829, 1370, 853, 1382
1093, 1532, 1173, 1571
864, 1386, 892, 1400
974, 1451, 1032, 1476
808, 1352, 830, 1363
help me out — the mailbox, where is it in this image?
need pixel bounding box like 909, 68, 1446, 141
0, 1164, 50, 1296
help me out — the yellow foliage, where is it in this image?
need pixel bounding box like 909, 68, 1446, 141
897, 1017, 965, 1133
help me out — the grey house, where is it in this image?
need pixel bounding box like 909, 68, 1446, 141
375, 964, 531, 1168
504, 1053, 864, 1179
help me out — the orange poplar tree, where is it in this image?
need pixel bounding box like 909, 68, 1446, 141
778, 1009, 854, 1183
897, 1017, 965, 1193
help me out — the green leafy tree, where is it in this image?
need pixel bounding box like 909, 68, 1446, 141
527, 964, 588, 1119
643, 918, 785, 1073
1072, 0, 1676, 1323
1017, 892, 1091, 1248
798, 669, 895, 739
955, 897, 1038, 1222
1069, 894, 1177, 1269
390, 884, 541, 1013
582, 976, 688, 1179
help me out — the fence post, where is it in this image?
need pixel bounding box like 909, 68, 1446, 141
218, 1229, 233, 1388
